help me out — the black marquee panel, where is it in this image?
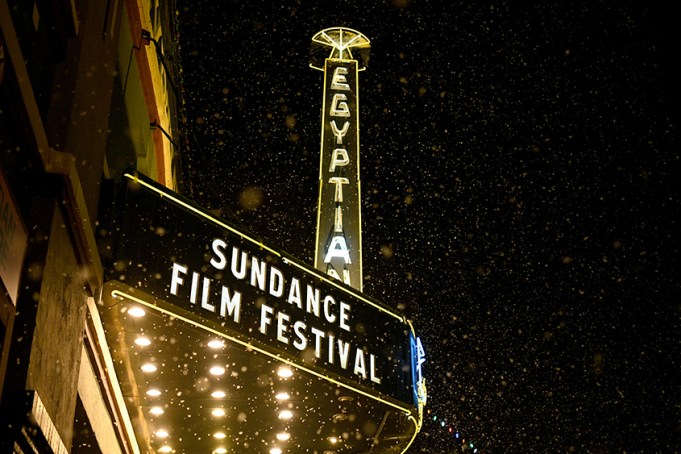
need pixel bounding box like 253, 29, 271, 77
106, 170, 417, 408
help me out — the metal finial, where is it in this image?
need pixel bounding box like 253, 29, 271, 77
310, 27, 371, 71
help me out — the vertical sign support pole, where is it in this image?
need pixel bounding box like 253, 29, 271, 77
310, 28, 371, 292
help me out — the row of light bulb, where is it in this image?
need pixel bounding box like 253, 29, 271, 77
128, 305, 298, 453
270, 365, 295, 453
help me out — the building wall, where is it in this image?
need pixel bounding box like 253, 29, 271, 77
45, 0, 121, 222
25, 205, 89, 446
0, 0, 180, 451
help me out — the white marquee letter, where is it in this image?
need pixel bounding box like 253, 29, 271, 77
324, 236, 352, 264
170, 263, 187, 295
306, 285, 320, 317
250, 256, 266, 291
287, 277, 302, 309
330, 94, 350, 117
210, 239, 228, 270
330, 121, 349, 145
292, 321, 307, 351
231, 247, 247, 279
259, 304, 274, 335
219, 286, 242, 323
328, 177, 349, 202
190, 272, 200, 304
354, 349, 367, 379
370, 354, 382, 384
339, 301, 351, 331
337, 340, 350, 369
329, 148, 350, 172
201, 277, 214, 312
276, 311, 290, 344
323, 295, 337, 324
310, 327, 326, 358
330, 66, 350, 90
269, 266, 284, 297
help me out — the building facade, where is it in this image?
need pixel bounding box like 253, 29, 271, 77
0, 0, 180, 451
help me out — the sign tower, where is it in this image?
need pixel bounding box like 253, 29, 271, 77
310, 27, 370, 291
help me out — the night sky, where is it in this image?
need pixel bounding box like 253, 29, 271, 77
175, 1, 679, 452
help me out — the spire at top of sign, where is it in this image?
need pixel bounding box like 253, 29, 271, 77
310, 27, 371, 71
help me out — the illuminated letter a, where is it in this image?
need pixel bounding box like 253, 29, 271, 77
324, 236, 352, 264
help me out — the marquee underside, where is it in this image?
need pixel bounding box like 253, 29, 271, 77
98, 283, 418, 454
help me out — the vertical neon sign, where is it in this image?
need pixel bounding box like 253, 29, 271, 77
310, 28, 370, 291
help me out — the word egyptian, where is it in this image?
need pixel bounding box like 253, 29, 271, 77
323, 64, 354, 285
168, 237, 382, 384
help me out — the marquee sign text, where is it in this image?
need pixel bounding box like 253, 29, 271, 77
107, 172, 415, 406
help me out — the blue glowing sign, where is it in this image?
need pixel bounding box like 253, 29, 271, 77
410, 334, 427, 407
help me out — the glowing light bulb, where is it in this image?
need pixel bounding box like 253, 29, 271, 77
211, 408, 226, 417
276, 432, 290, 441
134, 336, 151, 346
213, 432, 226, 439
155, 429, 169, 438
278, 410, 293, 420
141, 363, 157, 373
150, 406, 164, 416
146, 388, 161, 397
207, 340, 224, 349
211, 390, 226, 398
128, 307, 145, 317
209, 366, 225, 376
274, 392, 290, 401
277, 367, 293, 378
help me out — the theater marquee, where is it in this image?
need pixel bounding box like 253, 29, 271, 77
105, 171, 420, 409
